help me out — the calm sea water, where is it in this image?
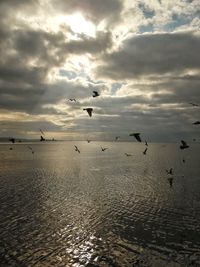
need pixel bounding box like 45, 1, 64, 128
0, 141, 200, 267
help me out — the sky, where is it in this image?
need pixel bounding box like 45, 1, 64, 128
0, 0, 200, 142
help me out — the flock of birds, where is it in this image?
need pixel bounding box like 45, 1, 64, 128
7, 91, 199, 188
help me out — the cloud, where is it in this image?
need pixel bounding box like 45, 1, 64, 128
52, 0, 123, 25
95, 31, 200, 80
0, 0, 200, 141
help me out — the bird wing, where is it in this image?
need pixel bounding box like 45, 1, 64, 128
181, 140, 187, 146
134, 133, 141, 142
87, 109, 93, 117
93, 91, 99, 97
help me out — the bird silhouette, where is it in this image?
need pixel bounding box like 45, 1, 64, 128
9, 138, 15, 143
92, 91, 100, 97
101, 147, 108, 151
189, 102, 198, 107
83, 108, 93, 117
125, 153, 132, 156
129, 133, 142, 142
69, 98, 76, 102
180, 140, 189, 150
166, 168, 173, 175
193, 121, 200, 125
115, 136, 120, 141
40, 136, 45, 141
74, 145, 80, 153
143, 148, 148, 155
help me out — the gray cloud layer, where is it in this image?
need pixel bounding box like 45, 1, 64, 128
96, 31, 200, 79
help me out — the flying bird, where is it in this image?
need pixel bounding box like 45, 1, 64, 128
166, 168, 173, 175
180, 140, 189, 150
83, 108, 93, 117
74, 145, 80, 153
40, 136, 45, 141
193, 121, 200, 125
92, 91, 100, 97
129, 133, 142, 142
125, 153, 132, 157
9, 138, 15, 143
69, 99, 76, 102
143, 148, 148, 155
101, 147, 108, 151
189, 102, 198, 107
27, 146, 34, 154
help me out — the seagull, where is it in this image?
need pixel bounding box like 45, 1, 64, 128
69, 98, 76, 102
101, 147, 108, 151
125, 153, 132, 157
74, 145, 80, 153
180, 140, 189, 150
143, 148, 148, 155
129, 133, 142, 142
115, 136, 120, 141
83, 108, 93, 117
40, 136, 45, 141
166, 168, 173, 175
92, 91, 100, 97
193, 121, 200, 125
145, 140, 148, 146
27, 146, 34, 154
189, 102, 198, 107
39, 129, 45, 135
9, 138, 15, 143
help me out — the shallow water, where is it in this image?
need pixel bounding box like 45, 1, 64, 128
0, 141, 200, 266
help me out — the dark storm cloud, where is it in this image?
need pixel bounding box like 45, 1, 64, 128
95, 31, 200, 79
53, 0, 123, 24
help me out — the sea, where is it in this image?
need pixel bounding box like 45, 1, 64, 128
0, 141, 200, 267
